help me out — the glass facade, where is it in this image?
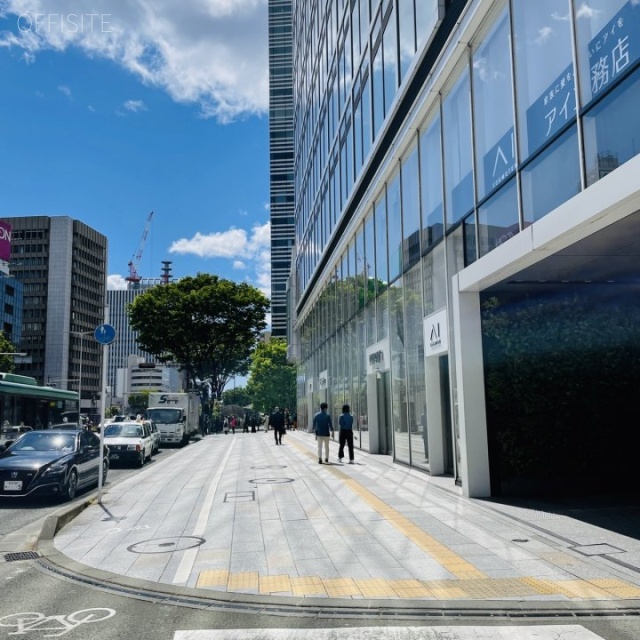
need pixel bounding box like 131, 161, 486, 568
286, 0, 640, 481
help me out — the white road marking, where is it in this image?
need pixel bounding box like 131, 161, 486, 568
172, 440, 236, 585
174, 627, 604, 640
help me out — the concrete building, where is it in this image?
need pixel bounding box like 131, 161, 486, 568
116, 355, 181, 404
3, 216, 107, 416
107, 282, 159, 403
268, 0, 296, 337
283, 0, 640, 497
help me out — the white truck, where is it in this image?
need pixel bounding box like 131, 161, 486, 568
147, 392, 201, 446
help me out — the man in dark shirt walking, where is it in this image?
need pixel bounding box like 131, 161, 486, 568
269, 407, 285, 444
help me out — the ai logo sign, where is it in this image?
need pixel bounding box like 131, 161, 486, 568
430, 322, 441, 348
424, 309, 448, 356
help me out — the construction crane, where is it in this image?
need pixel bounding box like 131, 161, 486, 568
126, 211, 154, 288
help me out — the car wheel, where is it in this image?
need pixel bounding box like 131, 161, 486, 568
147, 447, 153, 463
138, 452, 144, 467
64, 469, 78, 501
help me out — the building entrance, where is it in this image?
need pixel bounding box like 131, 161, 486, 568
439, 355, 454, 475
376, 371, 392, 455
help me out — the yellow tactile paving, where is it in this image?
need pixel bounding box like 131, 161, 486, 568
554, 580, 620, 599
283, 439, 640, 602
227, 571, 259, 590
199, 569, 640, 601
290, 576, 327, 596
388, 579, 434, 598
196, 569, 228, 588
354, 578, 398, 597
259, 574, 292, 593
590, 579, 640, 598
322, 578, 362, 597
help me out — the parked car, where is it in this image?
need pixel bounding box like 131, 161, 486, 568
103, 421, 153, 467
142, 419, 161, 455
0, 429, 109, 501
0, 425, 32, 452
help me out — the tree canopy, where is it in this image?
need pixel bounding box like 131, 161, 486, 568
127, 274, 269, 399
221, 386, 250, 408
0, 333, 18, 373
247, 338, 296, 413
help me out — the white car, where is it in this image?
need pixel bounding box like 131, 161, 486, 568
103, 421, 154, 467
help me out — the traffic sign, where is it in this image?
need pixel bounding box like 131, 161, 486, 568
94, 323, 116, 345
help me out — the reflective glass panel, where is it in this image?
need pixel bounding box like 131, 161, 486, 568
521, 126, 580, 224
512, 0, 576, 160
387, 168, 402, 282
398, 0, 416, 80
401, 140, 421, 270
443, 65, 474, 226
389, 277, 409, 463
383, 7, 398, 116
472, 7, 516, 200
419, 110, 444, 252
477, 179, 518, 258
574, 0, 640, 108
583, 70, 640, 186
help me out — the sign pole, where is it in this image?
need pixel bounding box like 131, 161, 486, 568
96, 307, 115, 504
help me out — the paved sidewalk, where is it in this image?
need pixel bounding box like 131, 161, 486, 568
43, 430, 640, 610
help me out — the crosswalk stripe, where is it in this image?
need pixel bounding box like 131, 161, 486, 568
174, 625, 604, 639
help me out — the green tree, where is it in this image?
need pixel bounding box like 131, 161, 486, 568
127, 391, 151, 414
247, 339, 296, 413
128, 273, 269, 400
0, 333, 19, 373
221, 386, 250, 408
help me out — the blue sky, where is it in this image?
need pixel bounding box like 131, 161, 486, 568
0, 1, 272, 314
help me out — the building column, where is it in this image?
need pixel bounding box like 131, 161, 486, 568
451, 274, 491, 498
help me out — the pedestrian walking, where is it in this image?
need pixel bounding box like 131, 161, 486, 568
223, 416, 229, 434
269, 407, 285, 444
338, 403, 355, 464
313, 402, 334, 464
230, 415, 237, 434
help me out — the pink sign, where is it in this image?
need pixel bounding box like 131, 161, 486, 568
0, 220, 11, 263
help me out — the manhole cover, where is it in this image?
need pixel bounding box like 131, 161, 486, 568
4, 551, 40, 562
249, 478, 294, 484
127, 536, 205, 554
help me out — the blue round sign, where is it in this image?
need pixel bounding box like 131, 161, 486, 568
94, 323, 116, 345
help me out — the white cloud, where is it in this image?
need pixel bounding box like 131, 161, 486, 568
169, 220, 271, 297
57, 84, 72, 98
535, 26, 554, 45
575, 4, 600, 20
108, 274, 128, 290
123, 99, 146, 112
0, 0, 269, 122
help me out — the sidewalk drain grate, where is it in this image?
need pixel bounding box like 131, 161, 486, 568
4, 551, 40, 562
225, 491, 256, 502
249, 478, 294, 484
573, 543, 625, 556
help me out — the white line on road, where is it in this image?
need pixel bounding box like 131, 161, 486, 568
172, 439, 236, 585
174, 627, 604, 640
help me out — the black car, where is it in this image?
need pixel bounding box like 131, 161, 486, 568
0, 429, 109, 501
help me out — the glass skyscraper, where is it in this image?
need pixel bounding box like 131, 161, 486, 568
269, 0, 295, 338
282, 0, 640, 497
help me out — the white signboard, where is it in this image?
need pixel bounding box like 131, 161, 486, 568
365, 339, 390, 375
423, 308, 448, 357
318, 370, 328, 390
